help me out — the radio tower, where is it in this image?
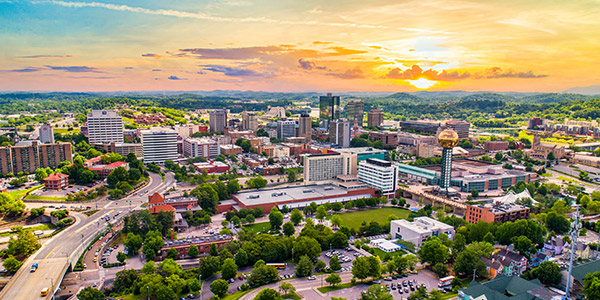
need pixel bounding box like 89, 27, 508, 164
564, 206, 581, 300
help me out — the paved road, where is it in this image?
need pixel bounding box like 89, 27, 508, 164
0, 171, 174, 300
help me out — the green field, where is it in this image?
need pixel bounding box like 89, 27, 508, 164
6, 184, 43, 200
54, 128, 80, 134
243, 221, 271, 234
24, 194, 67, 201
336, 207, 410, 230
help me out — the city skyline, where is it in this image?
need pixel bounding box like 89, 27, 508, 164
1, 0, 599, 92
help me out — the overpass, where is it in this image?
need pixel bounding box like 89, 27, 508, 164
574, 142, 600, 151
398, 186, 468, 214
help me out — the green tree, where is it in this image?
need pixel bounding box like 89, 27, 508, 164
330, 255, 342, 271
453, 249, 487, 278
77, 287, 104, 300
326, 273, 342, 286
293, 236, 322, 261
432, 263, 449, 278
187, 245, 199, 258
584, 272, 600, 300
290, 208, 303, 225
7, 230, 40, 259
125, 233, 143, 254
512, 236, 535, 259
316, 205, 327, 220
210, 279, 229, 298
352, 256, 371, 282
107, 166, 129, 188
221, 258, 238, 280
483, 232, 495, 244
193, 183, 219, 214
359, 284, 393, 300
166, 248, 178, 260
531, 261, 562, 285
34, 168, 48, 181
255, 288, 282, 300
198, 256, 221, 279
209, 243, 218, 256
227, 179, 241, 194
117, 252, 127, 263
141, 261, 157, 274
295, 255, 313, 277
269, 207, 284, 231
2, 256, 22, 273
418, 237, 450, 266
287, 170, 297, 183
247, 176, 267, 189
283, 222, 295, 236
234, 248, 248, 267
316, 259, 327, 271
128, 168, 141, 181
279, 282, 295, 295
546, 211, 570, 234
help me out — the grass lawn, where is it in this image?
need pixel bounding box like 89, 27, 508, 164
24, 194, 67, 201
366, 246, 405, 259
54, 128, 80, 134
243, 221, 271, 234
7, 184, 43, 200
336, 207, 410, 230
221, 291, 250, 300
0, 224, 55, 237
557, 176, 583, 184
317, 282, 358, 293
540, 173, 553, 177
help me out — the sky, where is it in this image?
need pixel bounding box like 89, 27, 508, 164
1, 0, 599, 93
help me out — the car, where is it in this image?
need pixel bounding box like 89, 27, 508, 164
404, 288, 409, 293
30, 263, 38, 272
384, 277, 392, 282
83, 263, 87, 268
307, 275, 317, 280
228, 278, 235, 283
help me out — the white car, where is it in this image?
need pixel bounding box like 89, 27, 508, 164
307, 275, 317, 280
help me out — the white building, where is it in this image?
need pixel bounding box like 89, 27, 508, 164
329, 119, 350, 148
277, 119, 296, 140
358, 158, 398, 198
303, 152, 357, 183
141, 128, 178, 164
241, 111, 258, 131
183, 137, 220, 158
39, 123, 54, 144
209, 109, 227, 133
87, 110, 123, 144
370, 239, 402, 253
390, 217, 455, 249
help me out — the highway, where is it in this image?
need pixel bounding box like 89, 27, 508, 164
0, 171, 175, 300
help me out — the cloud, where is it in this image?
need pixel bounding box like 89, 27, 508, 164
39, 0, 385, 29
168, 75, 186, 80
7, 67, 43, 72
201, 64, 273, 77
385, 65, 469, 81
141, 53, 164, 59
313, 41, 332, 45
124, 67, 134, 69
45, 65, 102, 73
17, 55, 73, 59
327, 46, 368, 56
152, 69, 161, 72
480, 67, 548, 78
196, 71, 206, 75
177, 46, 286, 60
298, 59, 327, 71
326, 67, 364, 79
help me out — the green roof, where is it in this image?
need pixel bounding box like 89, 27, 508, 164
460, 275, 558, 300
570, 260, 600, 284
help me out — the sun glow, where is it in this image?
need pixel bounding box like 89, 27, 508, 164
407, 78, 439, 89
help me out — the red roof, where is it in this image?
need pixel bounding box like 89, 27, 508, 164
148, 193, 165, 205
45, 173, 68, 181
149, 204, 175, 214
87, 156, 102, 164
106, 161, 128, 168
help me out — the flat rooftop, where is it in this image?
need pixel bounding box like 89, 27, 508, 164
476, 202, 528, 214
453, 158, 496, 167
332, 147, 387, 154
235, 184, 360, 206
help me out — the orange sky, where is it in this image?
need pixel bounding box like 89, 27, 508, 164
1, 0, 599, 92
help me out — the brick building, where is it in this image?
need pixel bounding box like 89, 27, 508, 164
44, 173, 69, 190
466, 202, 530, 224
156, 235, 233, 260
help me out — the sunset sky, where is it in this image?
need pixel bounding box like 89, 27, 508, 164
1, 0, 599, 92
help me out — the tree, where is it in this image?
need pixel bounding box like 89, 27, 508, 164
283, 222, 295, 236
198, 256, 221, 279
359, 284, 393, 300
209, 243, 218, 256
128, 168, 141, 181
331, 214, 342, 228
188, 245, 199, 258
166, 248, 178, 260
117, 252, 127, 263
125, 233, 143, 254
290, 208, 303, 225
483, 232, 495, 244
432, 263, 449, 278
107, 166, 129, 188
227, 179, 241, 194
352, 256, 371, 281
247, 176, 267, 189
512, 236, 535, 259
77, 287, 104, 300
234, 248, 248, 267
326, 273, 342, 286
141, 261, 157, 274
418, 237, 450, 266
293, 236, 322, 261
279, 282, 295, 295
316, 260, 327, 271
210, 279, 229, 298
287, 170, 297, 183
584, 272, 600, 300
247, 262, 279, 288
316, 205, 327, 220
193, 183, 219, 214
213, 180, 229, 200
269, 207, 284, 230
29, 207, 45, 218
34, 168, 48, 181
221, 258, 238, 280
2, 256, 22, 273
295, 255, 313, 277
330, 255, 342, 271
7, 230, 40, 259
328, 231, 349, 249
453, 249, 487, 278
531, 261, 562, 285
546, 211, 569, 234
159, 259, 182, 277
452, 233, 466, 255
255, 288, 282, 300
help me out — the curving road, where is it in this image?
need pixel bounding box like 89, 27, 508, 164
0, 171, 175, 300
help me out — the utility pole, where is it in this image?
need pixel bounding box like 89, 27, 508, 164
565, 206, 581, 300
199, 274, 203, 300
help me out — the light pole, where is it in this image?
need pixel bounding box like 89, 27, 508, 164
199, 274, 203, 300
147, 285, 150, 300
47, 277, 55, 300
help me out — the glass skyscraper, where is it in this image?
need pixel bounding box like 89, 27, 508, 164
319, 93, 340, 128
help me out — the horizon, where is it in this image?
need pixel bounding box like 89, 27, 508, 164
1, 0, 600, 93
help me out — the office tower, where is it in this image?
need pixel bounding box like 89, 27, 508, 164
277, 119, 296, 140
39, 123, 54, 144
329, 119, 350, 148
183, 137, 221, 158
141, 128, 178, 164
358, 158, 398, 198
319, 93, 341, 128
241, 111, 258, 131
87, 110, 124, 144
209, 109, 227, 133
298, 113, 312, 139
437, 128, 459, 194
0, 141, 72, 175
346, 99, 364, 127
445, 120, 470, 139
303, 152, 357, 183
367, 108, 384, 127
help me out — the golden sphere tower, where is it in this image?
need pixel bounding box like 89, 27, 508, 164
437, 128, 459, 193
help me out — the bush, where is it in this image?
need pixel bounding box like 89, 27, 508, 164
50, 209, 69, 220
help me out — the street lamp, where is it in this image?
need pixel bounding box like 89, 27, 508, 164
46, 277, 55, 300
199, 274, 203, 300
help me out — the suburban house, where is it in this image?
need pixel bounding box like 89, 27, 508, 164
481, 256, 503, 279
544, 237, 566, 256
492, 249, 528, 276
563, 242, 590, 260
44, 173, 69, 190
529, 252, 549, 268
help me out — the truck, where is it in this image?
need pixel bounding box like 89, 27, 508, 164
30, 263, 38, 273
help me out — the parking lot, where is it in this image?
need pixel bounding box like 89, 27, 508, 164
317, 247, 362, 272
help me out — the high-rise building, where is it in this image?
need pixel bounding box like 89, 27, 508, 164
0, 141, 72, 175
298, 113, 312, 139
303, 152, 356, 183
209, 109, 227, 133
277, 119, 296, 140
141, 128, 178, 164
87, 110, 124, 144
346, 99, 364, 127
358, 158, 398, 198
183, 138, 220, 158
319, 93, 341, 128
241, 111, 258, 131
445, 120, 470, 139
437, 128, 459, 194
329, 119, 350, 148
367, 108, 384, 128
39, 123, 54, 144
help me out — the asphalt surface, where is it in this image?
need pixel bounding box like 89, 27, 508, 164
0, 171, 175, 300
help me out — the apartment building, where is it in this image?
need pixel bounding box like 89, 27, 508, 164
0, 141, 73, 175
303, 152, 357, 183
466, 202, 530, 224
209, 109, 227, 133
367, 108, 384, 127
329, 119, 350, 148
86, 110, 123, 144
358, 158, 398, 198
183, 137, 220, 158
141, 128, 178, 164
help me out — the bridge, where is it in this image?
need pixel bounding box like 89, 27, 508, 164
398, 186, 468, 214
574, 142, 600, 151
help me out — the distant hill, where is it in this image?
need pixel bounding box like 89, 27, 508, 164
563, 85, 600, 95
